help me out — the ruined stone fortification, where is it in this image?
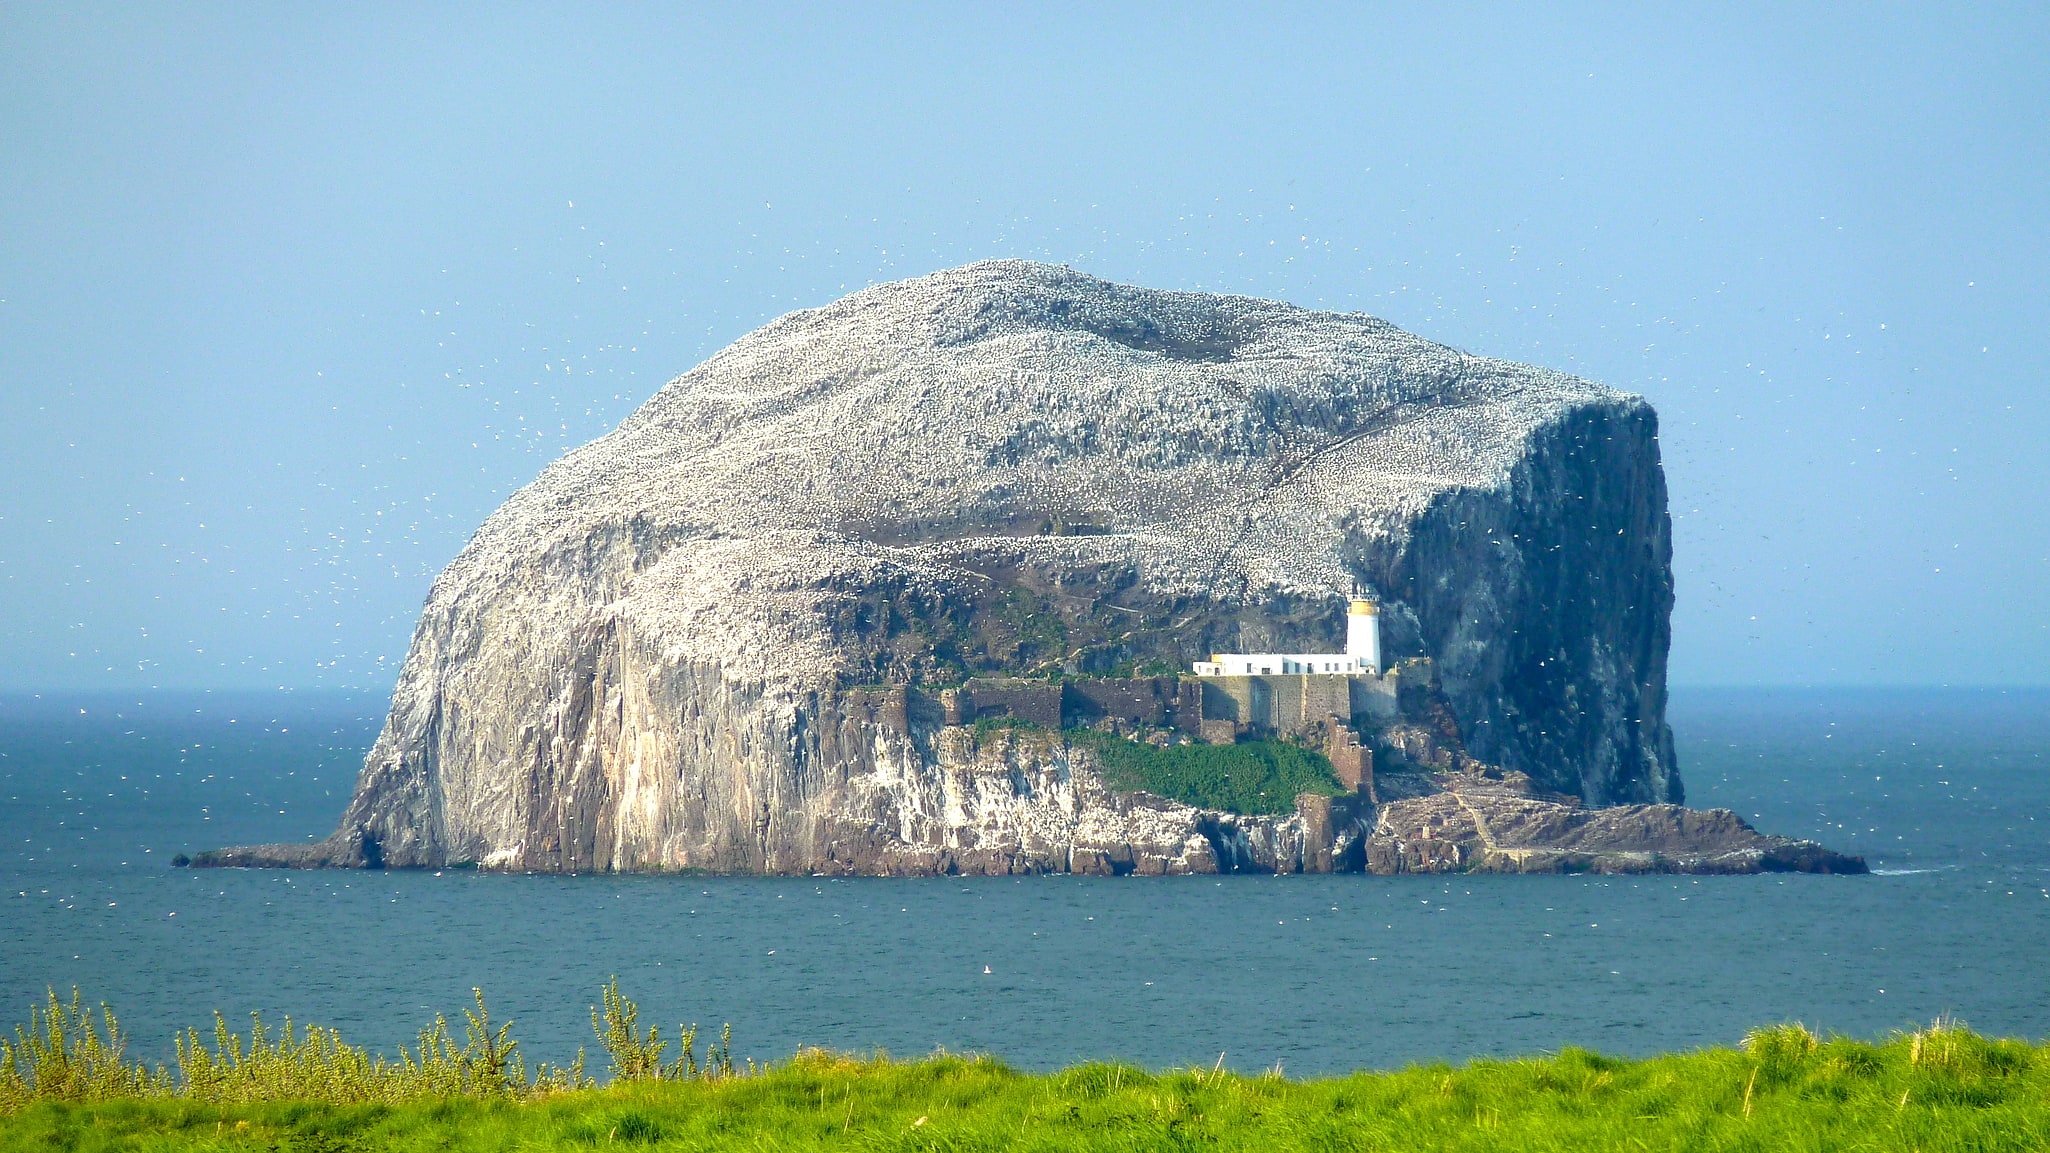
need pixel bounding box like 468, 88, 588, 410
192, 261, 1857, 877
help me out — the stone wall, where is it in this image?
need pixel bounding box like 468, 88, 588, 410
899, 667, 1424, 757
957, 678, 1062, 727
1194, 667, 1410, 737
1350, 667, 1402, 723
1327, 723, 1373, 799
1061, 676, 1178, 728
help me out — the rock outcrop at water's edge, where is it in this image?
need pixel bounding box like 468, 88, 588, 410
1359, 771, 1864, 875
192, 261, 1858, 876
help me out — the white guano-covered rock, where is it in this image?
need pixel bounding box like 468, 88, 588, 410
219, 260, 1685, 873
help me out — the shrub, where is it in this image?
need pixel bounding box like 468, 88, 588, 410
0, 988, 165, 1108
170, 988, 587, 1104
0, 983, 730, 1110
593, 976, 732, 1082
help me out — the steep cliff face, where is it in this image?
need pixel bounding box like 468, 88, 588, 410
1366, 402, 1678, 804
219, 261, 1691, 873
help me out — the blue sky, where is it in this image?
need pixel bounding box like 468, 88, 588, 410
3, 4, 2045, 690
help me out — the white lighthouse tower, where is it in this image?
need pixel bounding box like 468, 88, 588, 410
1188, 591, 1390, 679
1346, 597, 1381, 674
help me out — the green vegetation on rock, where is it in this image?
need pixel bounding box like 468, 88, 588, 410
4, 988, 2047, 1152
969, 719, 1345, 814
993, 587, 1067, 672
1069, 731, 1343, 815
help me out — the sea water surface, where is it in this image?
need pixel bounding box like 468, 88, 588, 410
2, 688, 2045, 1075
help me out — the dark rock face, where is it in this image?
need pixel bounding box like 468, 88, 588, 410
194, 261, 1728, 876
1367, 402, 1679, 804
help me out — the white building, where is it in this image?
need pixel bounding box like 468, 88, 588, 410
1192, 598, 1382, 677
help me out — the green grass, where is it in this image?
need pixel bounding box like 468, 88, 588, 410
1071, 730, 1343, 815
968, 720, 1344, 815
6, 1016, 2050, 1151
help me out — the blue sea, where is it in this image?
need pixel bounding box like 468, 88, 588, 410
2, 688, 2045, 1076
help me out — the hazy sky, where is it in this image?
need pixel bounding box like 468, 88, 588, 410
3, 5, 2045, 691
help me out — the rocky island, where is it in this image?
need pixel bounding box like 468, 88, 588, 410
196, 261, 1861, 876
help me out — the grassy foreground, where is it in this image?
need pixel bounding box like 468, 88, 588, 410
5, 989, 2048, 1151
